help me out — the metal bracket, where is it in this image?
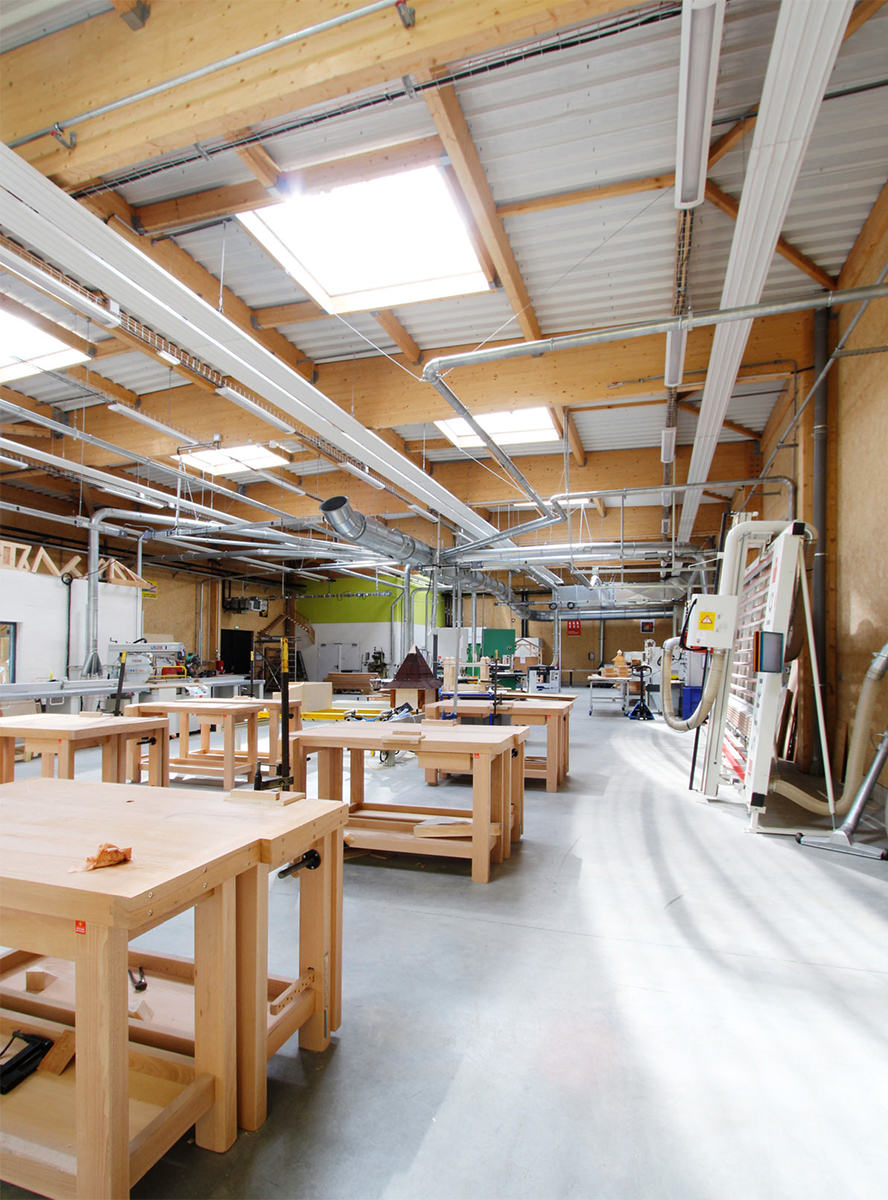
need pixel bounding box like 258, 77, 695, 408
51, 123, 76, 150
277, 849, 321, 879
396, 1, 416, 29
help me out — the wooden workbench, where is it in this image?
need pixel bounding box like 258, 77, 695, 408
124, 698, 300, 790
324, 672, 380, 694
291, 722, 527, 883
587, 674, 632, 714
0, 712, 170, 786
0, 777, 346, 1198
424, 696, 574, 792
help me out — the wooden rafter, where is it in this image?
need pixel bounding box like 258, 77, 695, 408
591, 497, 607, 518
548, 407, 585, 467
707, 115, 757, 169
676, 399, 760, 442
704, 181, 837, 290
497, 172, 675, 219
424, 83, 541, 341
133, 138, 445, 235
0, 294, 96, 359
372, 311, 422, 365
252, 301, 325, 328
62, 365, 140, 406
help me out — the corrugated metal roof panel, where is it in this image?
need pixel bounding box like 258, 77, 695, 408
0, 0, 109, 52
173, 222, 310, 310
286, 313, 398, 363
389, 291, 518, 351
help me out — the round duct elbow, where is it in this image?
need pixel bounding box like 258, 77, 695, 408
320, 495, 433, 566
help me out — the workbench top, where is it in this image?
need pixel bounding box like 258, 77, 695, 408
292, 722, 528, 753
0, 712, 167, 737
425, 697, 575, 716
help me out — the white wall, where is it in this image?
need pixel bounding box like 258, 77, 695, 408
0, 567, 140, 681
303, 621, 433, 680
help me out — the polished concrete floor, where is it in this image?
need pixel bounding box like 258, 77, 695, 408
5, 696, 888, 1199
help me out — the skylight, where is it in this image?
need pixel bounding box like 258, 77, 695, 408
436, 406, 560, 450
239, 166, 490, 313
0, 308, 89, 383
175, 445, 288, 476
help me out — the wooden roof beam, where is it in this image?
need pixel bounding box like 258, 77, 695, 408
133, 137, 445, 235
704, 181, 837, 291
0, 293, 96, 359
548, 407, 585, 467
373, 310, 422, 365
252, 301, 325, 328
424, 83, 541, 341
497, 172, 675, 219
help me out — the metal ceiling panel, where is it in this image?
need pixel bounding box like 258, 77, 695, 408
389, 291, 518, 352
173, 221, 311, 310
0, 0, 109, 52
285, 313, 398, 363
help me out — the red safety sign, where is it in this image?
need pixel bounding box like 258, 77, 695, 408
566, 619, 582, 636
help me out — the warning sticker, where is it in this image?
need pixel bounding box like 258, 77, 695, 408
698, 612, 716, 630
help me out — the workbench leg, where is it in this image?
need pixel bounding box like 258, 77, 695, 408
222, 714, 235, 791
58, 740, 76, 780
126, 735, 140, 784
236, 863, 269, 1131
194, 876, 237, 1152
491, 753, 505, 864
200, 719, 211, 754
545, 716, 558, 792
292, 739, 307, 793
146, 725, 166, 787
268, 709, 279, 767
511, 742, 525, 841
178, 711, 189, 760
101, 736, 120, 783
160, 722, 170, 784
424, 767, 439, 786
471, 757, 492, 883
349, 748, 364, 812
317, 747, 343, 803
562, 712, 570, 778
246, 714, 258, 776
299, 828, 342, 1050
75, 922, 129, 1200
40, 745, 57, 778
0, 735, 14, 782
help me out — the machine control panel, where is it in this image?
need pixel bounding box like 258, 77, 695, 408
684, 594, 738, 651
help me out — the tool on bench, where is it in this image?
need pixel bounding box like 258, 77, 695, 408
128, 966, 147, 992
0, 1030, 54, 1094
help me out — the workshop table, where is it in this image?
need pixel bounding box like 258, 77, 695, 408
124, 698, 299, 790
424, 697, 574, 792
0, 776, 346, 1198
587, 674, 632, 715
0, 712, 169, 786
291, 723, 528, 883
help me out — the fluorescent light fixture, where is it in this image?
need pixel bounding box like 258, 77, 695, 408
215, 384, 295, 433
0, 242, 122, 326
408, 503, 438, 522
0, 307, 90, 383
239, 165, 489, 314
254, 469, 306, 496
98, 483, 166, 510
435, 406, 559, 451
674, 0, 726, 209
107, 402, 194, 442
157, 348, 180, 366
661, 426, 678, 464
0, 452, 27, 469
664, 327, 688, 388
339, 460, 386, 490
175, 444, 288, 476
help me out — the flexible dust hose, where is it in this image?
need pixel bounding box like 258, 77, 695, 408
774, 640, 888, 816
660, 638, 728, 732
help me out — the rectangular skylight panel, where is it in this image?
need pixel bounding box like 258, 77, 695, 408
174, 444, 287, 476
239, 165, 490, 314
436, 406, 560, 450
0, 308, 89, 382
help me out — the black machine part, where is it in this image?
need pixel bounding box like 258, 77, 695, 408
0, 1030, 54, 1094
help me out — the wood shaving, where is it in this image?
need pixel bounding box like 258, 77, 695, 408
70, 843, 132, 872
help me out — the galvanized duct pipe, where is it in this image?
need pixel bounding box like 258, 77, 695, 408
454, 541, 700, 566
524, 608, 674, 622
811, 307, 830, 773
550, 477, 797, 522
320, 497, 513, 604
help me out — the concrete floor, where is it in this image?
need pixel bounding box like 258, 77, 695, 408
5, 696, 888, 1199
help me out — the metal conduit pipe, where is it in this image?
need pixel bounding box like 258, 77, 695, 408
524, 608, 674, 622
84, 508, 213, 676
0, 399, 296, 523
422, 284, 888, 379
439, 511, 563, 560
455, 541, 700, 565
810, 307, 829, 773
550, 477, 796, 522
11, 0, 403, 149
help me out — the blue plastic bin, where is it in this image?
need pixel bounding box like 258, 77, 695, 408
680, 686, 703, 718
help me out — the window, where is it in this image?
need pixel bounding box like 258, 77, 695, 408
175, 445, 288, 476
239, 166, 489, 314
435, 406, 559, 450
0, 308, 89, 383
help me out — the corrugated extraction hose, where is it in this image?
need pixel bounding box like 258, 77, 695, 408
774, 641, 888, 816
660, 638, 728, 731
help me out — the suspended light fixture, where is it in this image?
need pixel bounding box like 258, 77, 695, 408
661, 426, 678, 464
663, 327, 688, 388
107, 402, 195, 443
339, 460, 386, 490
674, 0, 726, 209
215, 384, 295, 433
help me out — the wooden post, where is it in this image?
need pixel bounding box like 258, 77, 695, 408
470, 753, 492, 883
194, 876, 237, 1152
298, 831, 338, 1051
235, 863, 269, 1131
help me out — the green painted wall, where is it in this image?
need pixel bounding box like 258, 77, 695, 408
295, 575, 443, 626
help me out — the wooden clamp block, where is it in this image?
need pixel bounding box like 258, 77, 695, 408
37, 1029, 76, 1075
226, 787, 305, 806
25, 969, 57, 993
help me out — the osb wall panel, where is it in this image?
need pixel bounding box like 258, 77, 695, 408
835, 247, 888, 772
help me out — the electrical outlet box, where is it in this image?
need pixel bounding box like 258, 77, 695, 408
684, 594, 738, 650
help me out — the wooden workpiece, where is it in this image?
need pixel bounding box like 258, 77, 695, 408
0, 712, 170, 787
0, 776, 346, 1199
291, 722, 527, 883
124, 698, 299, 790
423, 697, 574, 793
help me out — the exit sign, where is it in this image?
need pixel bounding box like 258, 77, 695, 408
566, 619, 582, 636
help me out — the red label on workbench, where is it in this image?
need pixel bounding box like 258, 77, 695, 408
75, 920, 86, 934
